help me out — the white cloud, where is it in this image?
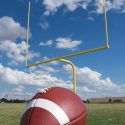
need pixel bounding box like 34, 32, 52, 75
29, 63, 59, 73
43, 0, 91, 15
62, 64, 125, 98
78, 86, 96, 93
112, 0, 125, 12
39, 37, 82, 50
12, 85, 25, 93
63, 64, 121, 91
0, 16, 29, 41
0, 64, 125, 99
42, 0, 125, 15
56, 37, 82, 50
28, 50, 40, 61
39, 21, 49, 30
41, 65, 59, 73
89, 0, 125, 14
88, 17, 94, 21
0, 16, 35, 65
42, 56, 59, 65
0, 85, 33, 100
0, 40, 40, 65
0, 64, 68, 87
39, 40, 53, 46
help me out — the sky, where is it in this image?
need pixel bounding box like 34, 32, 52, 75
0, 0, 125, 100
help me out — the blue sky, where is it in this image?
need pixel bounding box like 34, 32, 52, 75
0, 0, 125, 100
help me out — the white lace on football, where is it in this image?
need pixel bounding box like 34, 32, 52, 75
42, 88, 49, 93
41, 85, 56, 93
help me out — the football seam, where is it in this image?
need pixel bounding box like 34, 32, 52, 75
66, 111, 87, 125
27, 93, 41, 125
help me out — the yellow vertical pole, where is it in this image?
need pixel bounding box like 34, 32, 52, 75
26, 0, 30, 66
59, 59, 76, 94
103, 0, 109, 48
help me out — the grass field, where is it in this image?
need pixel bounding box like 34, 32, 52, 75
0, 103, 125, 125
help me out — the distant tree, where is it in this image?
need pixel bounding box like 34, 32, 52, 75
0, 98, 8, 103
109, 98, 112, 103
87, 99, 90, 103
0, 98, 26, 103
83, 99, 90, 103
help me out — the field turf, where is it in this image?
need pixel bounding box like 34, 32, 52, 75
0, 103, 125, 125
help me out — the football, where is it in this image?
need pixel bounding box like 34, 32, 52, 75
20, 87, 87, 125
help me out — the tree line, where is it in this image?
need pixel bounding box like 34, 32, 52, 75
0, 98, 26, 103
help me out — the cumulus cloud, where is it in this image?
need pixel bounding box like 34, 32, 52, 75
77, 86, 96, 93
0, 16, 35, 65
63, 64, 121, 91
89, 0, 125, 14
0, 64, 125, 99
39, 40, 53, 46
42, 0, 125, 15
88, 17, 94, 21
43, 56, 59, 65
0, 40, 40, 65
43, 0, 91, 16
56, 37, 82, 50
39, 21, 49, 30
62, 64, 125, 98
39, 37, 81, 50
12, 85, 25, 93
0, 64, 68, 87
0, 16, 29, 41
41, 65, 59, 73
0, 85, 33, 100
29, 63, 59, 73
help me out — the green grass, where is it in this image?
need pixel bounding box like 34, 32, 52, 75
0, 103, 125, 125
0, 103, 24, 125
87, 103, 125, 125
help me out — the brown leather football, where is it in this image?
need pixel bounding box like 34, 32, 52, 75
20, 87, 87, 125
